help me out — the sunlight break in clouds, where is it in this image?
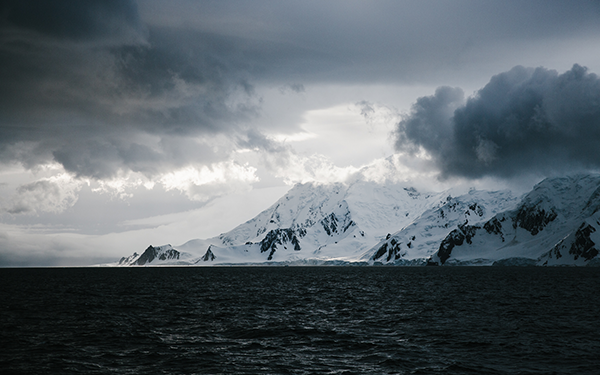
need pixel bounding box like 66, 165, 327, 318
159, 162, 258, 202
275, 153, 360, 185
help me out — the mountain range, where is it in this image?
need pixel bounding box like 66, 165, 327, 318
117, 174, 600, 266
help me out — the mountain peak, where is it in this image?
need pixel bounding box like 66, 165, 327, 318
119, 244, 183, 266
117, 174, 600, 266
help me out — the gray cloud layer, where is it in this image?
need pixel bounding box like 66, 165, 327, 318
394, 64, 600, 179
2, 0, 600, 180
4, 0, 143, 41
0, 0, 260, 179
141, 0, 600, 82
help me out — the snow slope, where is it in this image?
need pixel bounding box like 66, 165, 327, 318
116, 174, 600, 266
365, 189, 518, 264
429, 174, 600, 266
178, 178, 448, 264
116, 178, 518, 265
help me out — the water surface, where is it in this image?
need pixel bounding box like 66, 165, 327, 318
1, 267, 598, 374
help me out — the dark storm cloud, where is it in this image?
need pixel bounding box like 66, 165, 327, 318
142, 0, 600, 84
2, 0, 600, 180
0, 1, 260, 179
3, 0, 144, 41
394, 64, 600, 179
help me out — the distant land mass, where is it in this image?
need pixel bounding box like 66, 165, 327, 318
117, 174, 600, 267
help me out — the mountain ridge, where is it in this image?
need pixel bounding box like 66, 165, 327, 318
116, 174, 600, 266
429, 174, 600, 266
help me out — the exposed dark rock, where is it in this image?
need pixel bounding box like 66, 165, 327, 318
372, 236, 406, 262
545, 243, 563, 261
119, 253, 134, 265
514, 206, 557, 235
484, 217, 502, 234
569, 223, 598, 261
320, 210, 355, 236
468, 203, 484, 217
201, 246, 216, 262
483, 217, 505, 241
321, 213, 338, 236
438, 229, 464, 264
259, 228, 305, 260
343, 220, 356, 232
132, 245, 180, 265
437, 223, 481, 264
373, 243, 388, 260
459, 222, 480, 245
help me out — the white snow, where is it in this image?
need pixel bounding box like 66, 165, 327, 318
115, 174, 600, 266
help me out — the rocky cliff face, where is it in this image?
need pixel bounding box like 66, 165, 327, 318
259, 228, 305, 260
118, 245, 183, 266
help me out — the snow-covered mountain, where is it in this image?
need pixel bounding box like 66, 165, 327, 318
116, 174, 600, 266
365, 189, 518, 265
118, 244, 192, 266
428, 174, 600, 266
176, 178, 448, 265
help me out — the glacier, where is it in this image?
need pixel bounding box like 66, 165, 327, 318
117, 174, 600, 266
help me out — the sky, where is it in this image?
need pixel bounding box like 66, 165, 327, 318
1, 0, 600, 266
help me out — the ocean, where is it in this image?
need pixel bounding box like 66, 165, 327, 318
1, 267, 599, 374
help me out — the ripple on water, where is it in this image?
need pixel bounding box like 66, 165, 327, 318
0, 267, 599, 374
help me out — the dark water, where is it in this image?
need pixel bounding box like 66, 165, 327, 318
1, 267, 599, 374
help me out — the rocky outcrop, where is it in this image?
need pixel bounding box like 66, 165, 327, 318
437, 223, 481, 264
569, 223, 599, 261
200, 246, 216, 262
321, 212, 355, 236
514, 206, 557, 235
259, 228, 306, 260
541, 221, 600, 265
372, 237, 405, 262
119, 245, 181, 265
